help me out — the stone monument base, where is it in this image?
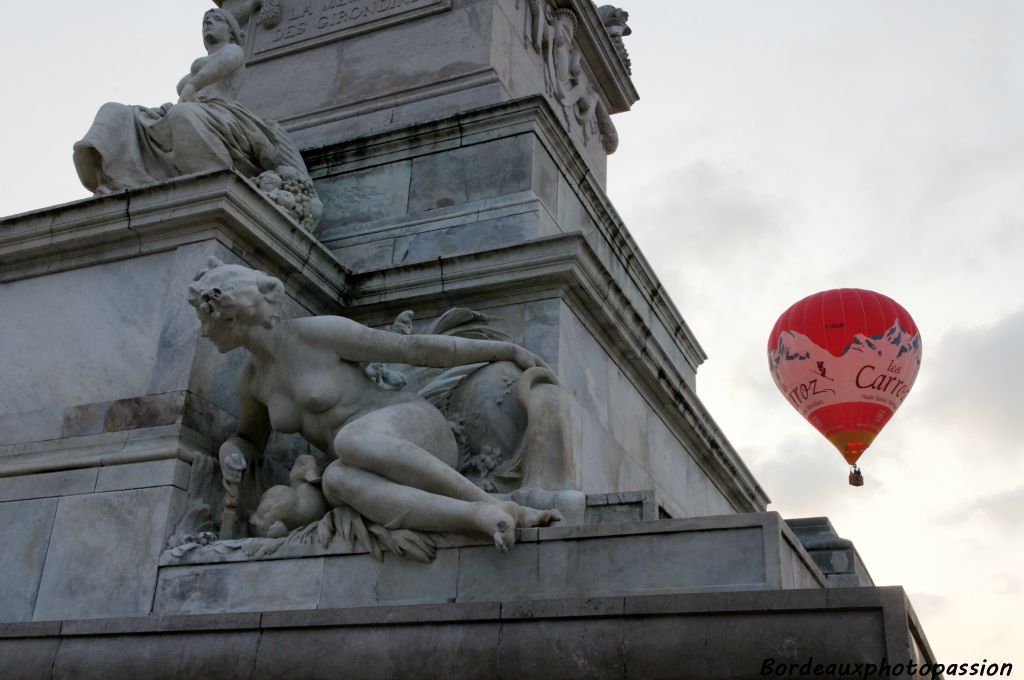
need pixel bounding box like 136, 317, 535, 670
1, 586, 933, 680
0, 509, 938, 678
153, 512, 823, 616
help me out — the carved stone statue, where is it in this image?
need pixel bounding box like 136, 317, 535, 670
248, 454, 329, 538
187, 258, 582, 554
596, 5, 632, 74
527, 0, 619, 154
73, 8, 322, 230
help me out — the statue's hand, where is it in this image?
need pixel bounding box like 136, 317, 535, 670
178, 82, 198, 103
219, 442, 249, 486
512, 346, 550, 372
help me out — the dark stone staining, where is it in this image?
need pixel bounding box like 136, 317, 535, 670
103, 393, 188, 432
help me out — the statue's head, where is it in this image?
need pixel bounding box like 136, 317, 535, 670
204, 8, 246, 48
552, 8, 578, 36
187, 257, 283, 351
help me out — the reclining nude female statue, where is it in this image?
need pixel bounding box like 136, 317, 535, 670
188, 258, 575, 554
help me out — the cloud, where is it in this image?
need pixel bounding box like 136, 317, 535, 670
908, 592, 950, 620
628, 160, 797, 281
995, 573, 1021, 596
955, 485, 1024, 533
911, 308, 1024, 456
621, 158, 811, 348
752, 432, 891, 517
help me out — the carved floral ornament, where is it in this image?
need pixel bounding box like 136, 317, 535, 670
212, 0, 281, 29
525, 0, 619, 154
258, 0, 284, 28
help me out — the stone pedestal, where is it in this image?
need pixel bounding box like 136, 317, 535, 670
225, 0, 637, 186
0, 172, 344, 624
787, 517, 875, 588
309, 97, 769, 519
152, 512, 825, 616
0, 0, 942, 673
0, 587, 936, 680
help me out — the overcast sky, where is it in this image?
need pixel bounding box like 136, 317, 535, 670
2, 0, 1021, 665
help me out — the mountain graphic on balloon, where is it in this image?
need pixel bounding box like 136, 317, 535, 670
767, 289, 923, 485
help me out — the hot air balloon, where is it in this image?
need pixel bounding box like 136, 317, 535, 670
767, 289, 922, 486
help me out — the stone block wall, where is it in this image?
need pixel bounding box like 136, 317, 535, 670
234, 0, 637, 186
308, 99, 767, 515
0, 172, 348, 625
0, 463, 189, 623
0, 586, 939, 679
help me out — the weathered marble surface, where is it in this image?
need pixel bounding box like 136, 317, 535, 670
787, 517, 876, 588
0, 498, 58, 621
0, 172, 349, 627
0, 586, 940, 680
33, 487, 181, 621
154, 513, 824, 615
0, 253, 174, 416
223, 0, 636, 185
0, 171, 346, 457
343, 232, 768, 516
304, 98, 752, 521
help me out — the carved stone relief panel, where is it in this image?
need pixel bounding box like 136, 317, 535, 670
241, 0, 454, 61
523, 0, 619, 154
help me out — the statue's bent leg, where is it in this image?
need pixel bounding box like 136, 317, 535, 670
332, 406, 563, 531
164, 103, 237, 174
511, 367, 586, 523
321, 460, 519, 552
332, 408, 497, 505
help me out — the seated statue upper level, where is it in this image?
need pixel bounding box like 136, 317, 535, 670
216, 0, 637, 187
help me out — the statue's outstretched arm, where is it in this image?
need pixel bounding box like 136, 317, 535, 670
301, 316, 548, 371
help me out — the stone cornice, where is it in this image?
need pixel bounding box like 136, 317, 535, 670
0, 425, 212, 479
304, 96, 708, 371
561, 0, 638, 113
347, 233, 770, 513
0, 170, 350, 313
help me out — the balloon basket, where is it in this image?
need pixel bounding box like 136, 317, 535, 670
848, 465, 864, 487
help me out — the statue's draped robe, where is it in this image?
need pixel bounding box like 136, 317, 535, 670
73, 96, 310, 194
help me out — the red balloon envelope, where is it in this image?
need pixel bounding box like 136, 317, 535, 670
767, 289, 922, 476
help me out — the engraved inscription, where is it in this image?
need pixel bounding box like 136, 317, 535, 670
255, 0, 437, 52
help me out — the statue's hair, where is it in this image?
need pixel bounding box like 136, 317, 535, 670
187, 256, 284, 329
206, 8, 247, 47
553, 8, 578, 34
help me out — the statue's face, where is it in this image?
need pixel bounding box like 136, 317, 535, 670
203, 10, 233, 45
188, 265, 281, 352
191, 270, 247, 351
202, 314, 243, 353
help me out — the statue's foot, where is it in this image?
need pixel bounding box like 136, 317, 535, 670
478, 502, 563, 553
518, 505, 563, 527
478, 503, 517, 553
500, 500, 562, 528
512, 487, 586, 525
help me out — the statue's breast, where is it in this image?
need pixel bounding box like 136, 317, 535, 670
265, 395, 304, 434
290, 357, 369, 415
294, 378, 340, 413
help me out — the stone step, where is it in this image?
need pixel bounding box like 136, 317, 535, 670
0, 586, 936, 680
154, 512, 825, 616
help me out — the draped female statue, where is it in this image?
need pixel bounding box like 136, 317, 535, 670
73, 7, 316, 224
